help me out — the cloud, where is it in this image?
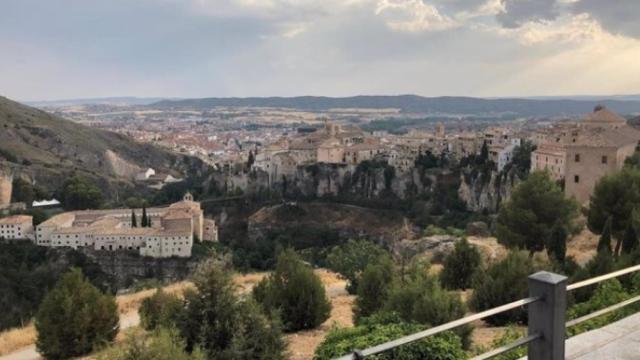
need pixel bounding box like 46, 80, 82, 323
496, 0, 558, 28
375, 0, 458, 32
572, 0, 640, 39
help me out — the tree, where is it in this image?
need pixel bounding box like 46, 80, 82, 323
440, 238, 482, 290
35, 269, 118, 360
547, 222, 567, 263
179, 260, 285, 359
588, 168, 640, 245
471, 251, 547, 326
139, 289, 183, 331
326, 239, 390, 293
11, 178, 35, 205
496, 171, 578, 255
621, 222, 639, 255
60, 176, 104, 210
253, 249, 331, 332
97, 328, 205, 360
479, 141, 489, 164
131, 210, 137, 228
354, 256, 395, 322
597, 216, 613, 254
141, 206, 148, 227
314, 321, 465, 360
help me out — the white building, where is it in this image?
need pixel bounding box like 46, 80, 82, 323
0, 215, 34, 241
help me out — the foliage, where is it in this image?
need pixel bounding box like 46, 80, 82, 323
496, 171, 578, 254
35, 269, 119, 360
354, 256, 395, 322
60, 175, 104, 210
473, 327, 526, 360
440, 238, 482, 290
0, 243, 114, 331
506, 141, 536, 177
471, 251, 547, 326
314, 322, 466, 360
588, 168, 640, 241
253, 249, 331, 332
621, 222, 639, 255
11, 178, 35, 205
547, 222, 567, 263
139, 289, 184, 331
597, 216, 613, 254
97, 328, 205, 360
179, 261, 285, 359
326, 239, 390, 293
131, 210, 137, 228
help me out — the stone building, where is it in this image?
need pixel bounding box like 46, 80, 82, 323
531, 143, 566, 181
0, 172, 12, 207
35, 194, 213, 258
0, 215, 33, 241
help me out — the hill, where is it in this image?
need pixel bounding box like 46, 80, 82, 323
152, 95, 640, 117
0, 96, 204, 194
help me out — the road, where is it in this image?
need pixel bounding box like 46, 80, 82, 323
0, 312, 140, 360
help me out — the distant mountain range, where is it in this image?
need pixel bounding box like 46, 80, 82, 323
27, 97, 180, 107
152, 95, 640, 117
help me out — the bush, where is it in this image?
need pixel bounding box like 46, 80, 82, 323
440, 238, 481, 290
314, 322, 466, 360
97, 328, 205, 360
473, 327, 526, 360
139, 289, 183, 331
470, 251, 546, 326
326, 239, 390, 293
179, 260, 285, 359
354, 256, 395, 322
35, 269, 119, 360
254, 249, 331, 332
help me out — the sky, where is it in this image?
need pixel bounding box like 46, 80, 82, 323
1, 0, 640, 101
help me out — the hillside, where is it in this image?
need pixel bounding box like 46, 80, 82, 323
0, 96, 203, 193
152, 95, 640, 117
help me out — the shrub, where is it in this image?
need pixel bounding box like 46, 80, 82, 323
473, 327, 526, 360
35, 269, 119, 360
354, 256, 395, 322
97, 328, 205, 360
139, 289, 183, 331
314, 322, 466, 360
440, 238, 481, 290
254, 249, 331, 332
179, 260, 285, 359
326, 239, 390, 293
470, 251, 545, 326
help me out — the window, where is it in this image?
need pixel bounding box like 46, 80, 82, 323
602, 156, 608, 164
574, 175, 580, 183
575, 154, 580, 162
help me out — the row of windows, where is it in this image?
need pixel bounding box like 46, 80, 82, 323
574, 154, 608, 164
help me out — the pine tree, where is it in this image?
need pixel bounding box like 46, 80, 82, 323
35, 269, 118, 360
440, 238, 482, 290
548, 223, 568, 263
141, 206, 148, 227
131, 210, 137, 228
598, 216, 613, 254
622, 223, 639, 255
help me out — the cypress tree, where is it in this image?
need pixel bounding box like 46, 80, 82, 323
131, 210, 137, 228
598, 216, 613, 254
141, 206, 148, 227
621, 223, 639, 255
548, 223, 567, 263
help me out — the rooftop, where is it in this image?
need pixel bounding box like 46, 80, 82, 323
0, 215, 32, 225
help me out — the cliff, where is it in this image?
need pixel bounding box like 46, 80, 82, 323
458, 167, 522, 213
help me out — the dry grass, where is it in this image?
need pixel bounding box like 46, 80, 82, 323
116, 281, 194, 315
567, 228, 599, 266
0, 324, 36, 356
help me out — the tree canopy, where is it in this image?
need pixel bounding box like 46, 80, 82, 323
326, 239, 390, 294
60, 176, 104, 210
588, 168, 640, 240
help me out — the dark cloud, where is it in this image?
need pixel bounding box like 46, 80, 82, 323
573, 0, 640, 38
496, 0, 557, 28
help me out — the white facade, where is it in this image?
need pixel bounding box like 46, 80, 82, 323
0, 215, 34, 241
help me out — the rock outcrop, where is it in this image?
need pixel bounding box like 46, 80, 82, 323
458, 168, 522, 213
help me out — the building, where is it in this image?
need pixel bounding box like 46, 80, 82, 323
0, 215, 34, 241
531, 144, 566, 181
496, 138, 522, 172
35, 194, 214, 258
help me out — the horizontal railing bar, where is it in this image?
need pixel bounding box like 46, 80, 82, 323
568, 264, 640, 291
471, 333, 541, 360
335, 296, 539, 359
566, 294, 640, 328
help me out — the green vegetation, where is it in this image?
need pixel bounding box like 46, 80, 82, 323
97, 328, 205, 360
60, 175, 104, 210
354, 256, 395, 321
326, 239, 390, 293
253, 249, 331, 332
440, 238, 482, 290
139, 289, 183, 331
35, 269, 119, 360
314, 320, 466, 360
496, 171, 578, 255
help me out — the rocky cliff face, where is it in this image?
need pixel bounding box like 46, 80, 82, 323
458, 168, 522, 213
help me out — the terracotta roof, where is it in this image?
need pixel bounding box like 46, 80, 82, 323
584, 107, 627, 125
39, 213, 75, 227
163, 210, 192, 220
0, 215, 32, 225
569, 126, 640, 147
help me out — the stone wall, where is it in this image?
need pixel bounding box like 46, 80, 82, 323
0, 172, 12, 206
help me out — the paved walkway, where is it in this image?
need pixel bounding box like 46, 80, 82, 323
566, 312, 640, 359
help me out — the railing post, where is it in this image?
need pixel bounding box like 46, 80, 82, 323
527, 271, 567, 360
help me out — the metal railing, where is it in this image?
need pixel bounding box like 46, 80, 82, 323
335, 264, 640, 360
